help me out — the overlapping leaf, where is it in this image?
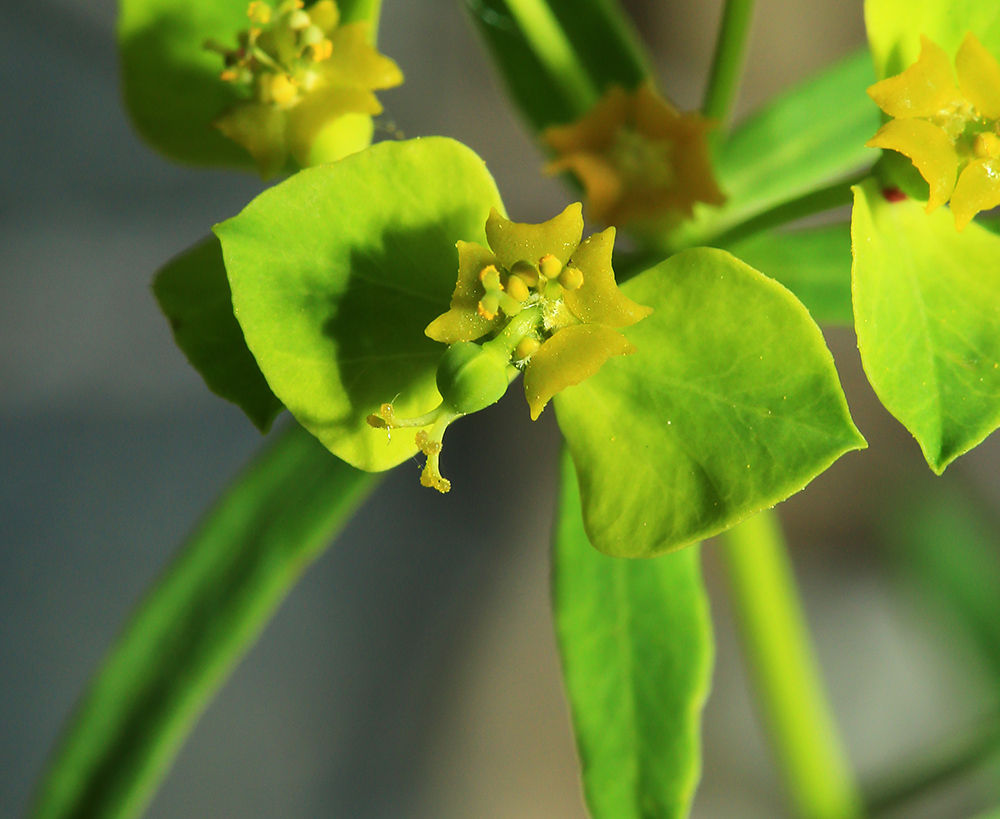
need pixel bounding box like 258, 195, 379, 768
153, 236, 283, 431
555, 247, 865, 557
851, 180, 1000, 472
553, 452, 713, 819
214, 137, 505, 470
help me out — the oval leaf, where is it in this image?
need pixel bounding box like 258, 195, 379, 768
554, 247, 866, 557
851, 179, 1000, 473
553, 451, 713, 819
214, 137, 505, 471
153, 235, 284, 432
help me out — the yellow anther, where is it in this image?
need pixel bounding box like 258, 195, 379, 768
479, 264, 503, 292
478, 293, 500, 320
513, 336, 541, 361
220, 68, 239, 82
559, 266, 584, 291
268, 73, 299, 106
974, 131, 1000, 159
505, 274, 531, 303
509, 260, 539, 287
419, 467, 451, 493
539, 254, 563, 280
414, 429, 441, 455
310, 38, 333, 62
246, 1, 272, 24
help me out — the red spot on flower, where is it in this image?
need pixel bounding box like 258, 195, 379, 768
882, 187, 907, 203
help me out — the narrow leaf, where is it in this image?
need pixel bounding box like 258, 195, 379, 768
673, 50, 879, 248
29, 424, 378, 819
553, 451, 714, 819
725, 222, 854, 326
153, 235, 283, 432
215, 137, 505, 472
851, 179, 1000, 472
555, 247, 865, 557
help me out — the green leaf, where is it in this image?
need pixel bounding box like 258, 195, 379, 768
865, 0, 1000, 79
29, 424, 378, 819
553, 451, 714, 819
464, 0, 651, 131
153, 235, 284, 432
214, 137, 505, 471
118, 0, 381, 169
724, 223, 854, 326
851, 179, 1000, 472
554, 247, 866, 558
672, 50, 879, 249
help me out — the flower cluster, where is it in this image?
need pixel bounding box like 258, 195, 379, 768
542, 83, 725, 228
368, 203, 652, 492
206, 0, 402, 177
867, 33, 1000, 230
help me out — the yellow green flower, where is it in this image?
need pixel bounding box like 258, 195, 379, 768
867, 33, 1000, 230
207, 0, 402, 177
541, 83, 725, 228
369, 203, 652, 492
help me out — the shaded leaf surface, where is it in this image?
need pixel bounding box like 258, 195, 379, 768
851, 180, 1000, 472
153, 235, 283, 431
553, 452, 713, 819
215, 137, 505, 471
29, 425, 378, 819
555, 247, 865, 557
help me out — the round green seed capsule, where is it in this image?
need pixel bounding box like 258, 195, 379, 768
436, 342, 510, 415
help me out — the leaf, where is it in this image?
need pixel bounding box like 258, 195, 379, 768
214, 137, 505, 471
672, 50, 879, 249
851, 179, 1000, 472
28, 424, 378, 819
865, 0, 1000, 79
724, 222, 854, 326
464, 0, 651, 131
118, 0, 382, 168
153, 235, 284, 432
552, 451, 714, 819
554, 247, 866, 558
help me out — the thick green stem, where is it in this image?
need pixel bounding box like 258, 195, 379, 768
702, 0, 757, 132
503, 0, 599, 116
720, 510, 862, 819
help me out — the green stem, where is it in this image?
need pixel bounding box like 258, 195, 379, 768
720, 510, 862, 819
502, 0, 599, 116
702, 0, 757, 131
864, 713, 1000, 817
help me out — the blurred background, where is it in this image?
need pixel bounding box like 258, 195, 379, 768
4, 0, 1000, 817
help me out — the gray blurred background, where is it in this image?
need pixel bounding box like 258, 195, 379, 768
4, 1, 1000, 817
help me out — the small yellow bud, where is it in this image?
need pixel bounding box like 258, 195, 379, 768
505, 274, 531, 302
539, 254, 563, 279
513, 336, 541, 361
310, 38, 333, 62
307, 0, 340, 33
544, 279, 563, 301
287, 8, 311, 29
559, 266, 584, 290
268, 73, 299, 106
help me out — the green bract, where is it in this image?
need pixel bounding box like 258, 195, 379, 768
555, 248, 866, 557
215, 137, 504, 470
852, 179, 1000, 472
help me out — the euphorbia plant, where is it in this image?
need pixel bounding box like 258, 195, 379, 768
26, 1, 1000, 819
